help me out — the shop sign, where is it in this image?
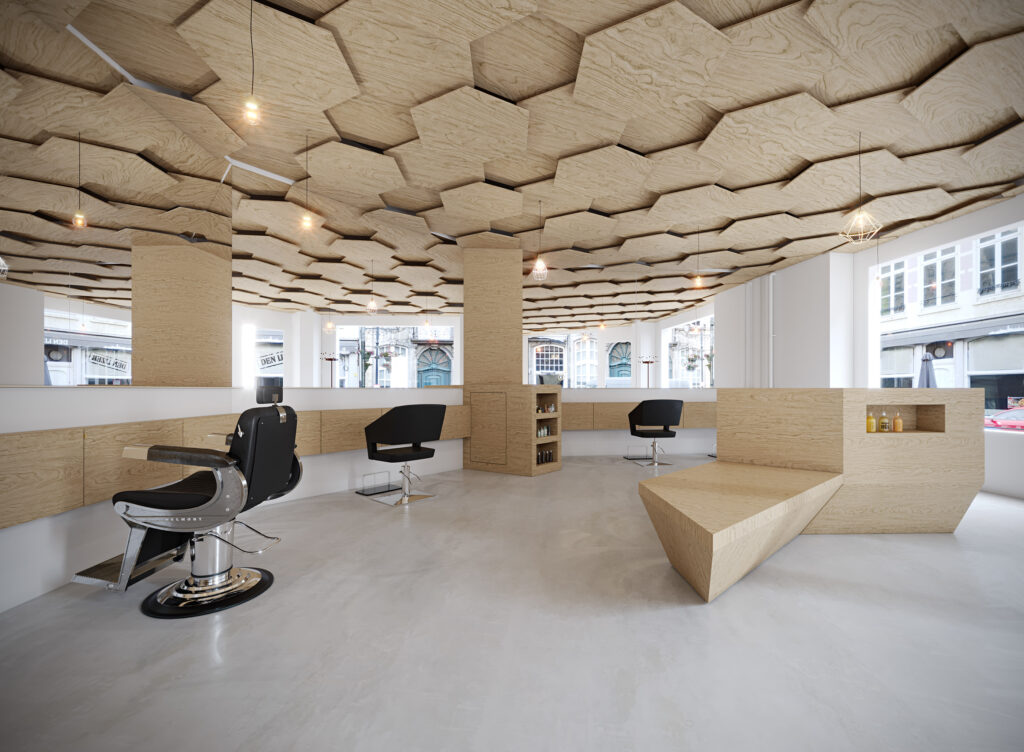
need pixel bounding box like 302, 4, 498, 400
258, 350, 284, 370
1009, 397, 1024, 408
87, 351, 129, 373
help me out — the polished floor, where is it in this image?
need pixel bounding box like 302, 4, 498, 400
1, 456, 1022, 752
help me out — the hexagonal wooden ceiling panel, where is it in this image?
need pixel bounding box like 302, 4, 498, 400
0, 0, 1021, 328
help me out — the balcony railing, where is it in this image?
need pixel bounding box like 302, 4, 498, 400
979, 278, 1020, 296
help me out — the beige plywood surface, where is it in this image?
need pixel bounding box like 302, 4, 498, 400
463, 248, 523, 385
84, 419, 183, 505
321, 408, 384, 455
682, 402, 717, 429
562, 402, 594, 431
0, 428, 84, 529
592, 402, 637, 431
468, 392, 507, 465
295, 410, 322, 457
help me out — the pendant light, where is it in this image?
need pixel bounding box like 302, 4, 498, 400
301, 133, 313, 230
693, 225, 702, 288
366, 260, 378, 315
420, 293, 430, 328
243, 0, 260, 125
325, 308, 334, 330
839, 132, 881, 243
598, 321, 606, 330
0, 254, 7, 280
531, 200, 547, 281
72, 132, 87, 229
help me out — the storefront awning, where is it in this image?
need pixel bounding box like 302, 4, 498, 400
881, 313, 1024, 347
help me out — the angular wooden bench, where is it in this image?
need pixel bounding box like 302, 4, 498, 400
639, 462, 843, 602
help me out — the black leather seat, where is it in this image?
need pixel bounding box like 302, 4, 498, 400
628, 400, 683, 467
75, 390, 302, 619
365, 404, 446, 504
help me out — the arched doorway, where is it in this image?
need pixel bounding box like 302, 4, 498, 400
417, 347, 451, 387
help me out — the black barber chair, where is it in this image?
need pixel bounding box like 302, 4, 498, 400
365, 404, 446, 505
628, 399, 683, 467
74, 386, 302, 618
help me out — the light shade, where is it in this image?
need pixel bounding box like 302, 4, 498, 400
840, 208, 882, 243
243, 98, 260, 125
301, 211, 313, 230
532, 257, 547, 281
366, 298, 378, 315
72, 211, 87, 229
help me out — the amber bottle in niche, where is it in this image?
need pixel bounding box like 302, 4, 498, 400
879, 410, 891, 432
894, 411, 904, 433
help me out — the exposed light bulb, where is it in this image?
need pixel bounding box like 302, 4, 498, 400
694, 274, 703, 288
243, 98, 260, 125
301, 211, 313, 230
532, 257, 547, 281
325, 319, 334, 330
72, 211, 87, 229
366, 298, 378, 315
599, 321, 606, 330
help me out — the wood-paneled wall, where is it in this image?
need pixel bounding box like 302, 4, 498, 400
131, 232, 232, 387
0, 403, 471, 530
462, 246, 523, 385
562, 401, 717, 431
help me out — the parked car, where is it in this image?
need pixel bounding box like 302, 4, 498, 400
984, 407, 1024, 430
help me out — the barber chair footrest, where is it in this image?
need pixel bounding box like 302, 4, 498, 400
73, 545, 185, 592
141, 566, 272, 618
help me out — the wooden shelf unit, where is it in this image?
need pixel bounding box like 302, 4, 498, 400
463, 384, 562, 476
865, 403, 945, 433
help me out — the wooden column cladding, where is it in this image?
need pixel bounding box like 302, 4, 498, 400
130, 231, 232, 387
461, 234, 523, 385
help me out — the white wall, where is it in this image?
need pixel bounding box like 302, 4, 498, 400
983, 430, 1023, 499
0, 386, 464, 613
0, 283, 44, 385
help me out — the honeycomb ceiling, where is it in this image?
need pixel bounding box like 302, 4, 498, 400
0, 0, 1022, 331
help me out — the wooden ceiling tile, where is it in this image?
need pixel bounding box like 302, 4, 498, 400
699, 93, 846, 187
357, 0, 537, 43
553, 145, 653, 203
232, 290, 274, 306
456, 231, 521, 250
232, 275, 286, 298
0, 72, 103, 143
0, 208, 129, 248
517, 178, 592, 219
542, 210, 619, 249
775, 234, 844, 258
573, 3, 730, 118
619, 233, 689, 263
412, 87, 529, 162
961, 122, 1024, 184
304, 141, 406, 205
2, 136, 179, 202
386, 139, 484, 192
787, 209, 847, 238
327, 94, 418, 151
369, 280, 412, 300
612, 209, 675, 238
649, 184, 738, 228
618, 99, 721, 154
0, 1, 122, 90
434, 282, 464, 302
644, 142, 724, 194
329, 237, 398, 271
829, 89, 925, 152
471, 13, 583, 102
520, 84, 627, 160
804, 0, 949, 56
537, 1, 673, 36
716, 213, 805, 248
898, 147, 984, 192
128, 85, 247, 161
946, 0, 1024, 45
179, 0, 358, 113
810, 24, 965, 107
319, 0, 473, 107
900, 32, 1024, 149
678, 1, 792, 28
859, 187, 958, 226
440, 181, 523, 222
292, 278, 349, 300
231, 258, 296, 286
782, 149, 915, 214
700, 2, 838, 113
485, 152, 558, 187
0, 175, 123, 228
418, 206, 490, 238
361, 209, 438, 258
391, 264, 445, 291
127, 206, 232, 245
2, 255, 129, 278
537, 249, 599, 269
283, 184, 374, 237
72, 1, 215, 95
304, 259, 369, 288
233, 234, 313, 274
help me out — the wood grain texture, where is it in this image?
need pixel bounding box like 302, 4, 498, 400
682, 402, 716, 429
0, 428, 84, 529
464, 385, 560, 476
321, 408, 384, 455
562, 401, 594, 431
640, 461, 842, 602
84, 419, 183, 505
130, 234, 232, 387
295, 410, 322, 457
468, 391, 507, 465
440, 404, 471, 440
463, 247, 523, 385
411, 86, 529, 163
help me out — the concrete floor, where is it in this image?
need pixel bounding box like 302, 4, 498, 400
1, 456, 1022, 751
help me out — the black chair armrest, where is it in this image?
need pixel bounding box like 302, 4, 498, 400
122, 444, 237, 468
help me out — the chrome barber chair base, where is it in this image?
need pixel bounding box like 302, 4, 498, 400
141, 567, 273, 619
373, 492, 434, 507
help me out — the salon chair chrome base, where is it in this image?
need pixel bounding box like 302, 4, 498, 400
635, 439, 671, 467
374, 462, 433, 506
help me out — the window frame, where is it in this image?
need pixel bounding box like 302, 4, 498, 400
977, 228, 1020, 299
879, 260, 906, 317
921, 245, 957, 309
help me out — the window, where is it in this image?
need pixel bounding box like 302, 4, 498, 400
880, 261, 905, 316
978, 229, 1019, 296
571, 337, 597, 388
667, 317, 714, 387
880, 346, 914, 388
608, 342, 631, 379
534, 344, 564, 385
968, 333, 1024, 412
922, 246, 956, 307
417, 347, 451, 387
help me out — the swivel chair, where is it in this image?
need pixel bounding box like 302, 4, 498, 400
365, 404, 446, 505
73, 387, 302, 618
628, 399, 683, 467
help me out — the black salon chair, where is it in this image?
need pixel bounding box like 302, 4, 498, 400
365, 404, 446, 505
74, 386, 302, 618
628, 399, 683, 467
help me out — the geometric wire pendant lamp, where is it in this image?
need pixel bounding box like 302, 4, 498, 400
532, 200, 547, 282
839, 132, 881, 244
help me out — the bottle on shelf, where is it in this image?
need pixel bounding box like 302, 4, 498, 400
866, 411, 877, 433
894, 411, 903, 433
879, 410, 891, 432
